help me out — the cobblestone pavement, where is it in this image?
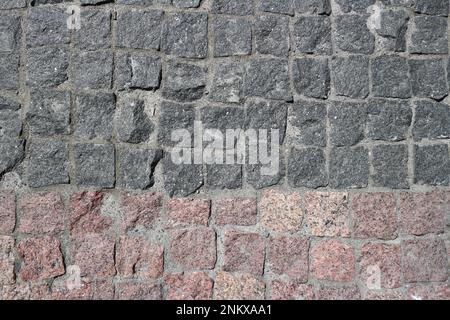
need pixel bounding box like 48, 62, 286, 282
0, 0, 449, 300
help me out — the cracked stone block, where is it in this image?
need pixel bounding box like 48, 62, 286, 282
0, 53, 19, 90
288, 147, 328, 189
74, 9, 111, 50
293, 58, 330, 99
402, 239, 448, 283
0, 15, 21, 53
375, 9, 409, 52
162, 61, 207, 102
413, 101, 450, 141
331, 56, 369, 99
162, 12, 207, 59
414, 144, 449, 186
410, 16, 448, 54
163, 151, 203, 197
118, 147, 162, 190
18, 236, 65, 281
400, 191, 446, 236
27, 47, 69, 88
259, 0, 294, 15
26, 140, 69, 188
168, 228, 216, 270
329, 147, 369, 189
0, 96, 20, 111
214, 272, 265, 300
292, 16, 331, 55
215, 198, 257, 226
211, 0, 253, 15
117, 9, 163, 50
0, 0, 26, 9
0, 236, 14, 285
409, 59, 448, 100
245, 100, 287, 144
372, 145, 409, 189
213, 17, 252, 57
294, 0, 331, 14
335, 0, 375, 13
75, 143, 115, 188
165, 272, 213, 300
335, 15, 375, 54
243, 58, 291, 101
223, 231, 265, 276
368, 99, 412, 142
311, 240, 355, 282
255, 15, 289, 57
372, 55, 411, 98
75, 92, 116, 140
0, 191, 15, 234
206, 165, 242, 190
288, 101, 327, 147
116, 53, 161, 91
329, 102, 367, 147
158, 101, 195, 148
116, 99, 153, 144
0, 110, 21, 138
27, 90, 71, 136
73, 51, 113, 89
26, 4, 69, 47
352, 193, 398, 240
0, 139, 24, 177
260, 189, 303, 232
412, 0, 449, 17
209, 62, 244, 103
268, 236, 309, 280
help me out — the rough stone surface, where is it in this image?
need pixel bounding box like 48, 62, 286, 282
0, 138, 24, 176
26, 4, 69, 47
209, 63, 244, 103
414, 144, 449, 186
214, 272, 265, 300
372, 56, 411, 99
116, 53, 161, 90
331, 56, 369, 99
214, 198, 257, 226
167, 198, 210, 226
293, 16, 331, 55
74, 9, 111, 50
268, 236, 309, 281
162, 61, 207, 102
413, 101, 450, 141
255, 15, 289, 57
293, 58, 330, 99
115, 282, 161, 300
288, 101, 327, 147
118, 148, 162, 190
116, 99, 153, 144
27, 47, 69, 88
288, 147, 328, 188
0, 191, 15, 234
410, 59, 448, 100
335, 15, 375, 54
409, 16, 448, 54
165, 272, 213, 300
0, 236, 15, 285
73, 51, 113, 90
74, 143, 115, 188
329, 102, 367, 147
214, 17, 252, 57
120, 193, 162, 231
211, 0, 253, 15
163, 152, 203, 197
329, 147, 369, 189
372, 145, 409, 189
0, 109, 21, 138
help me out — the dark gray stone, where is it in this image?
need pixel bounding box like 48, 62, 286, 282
0, 111, 21, 138
172, 0, 202, 8
246, 150, 285, 189
201, 106, 246, 132
413, 101, 450, 141
0, 0, 26, 9
414, 144, 449, 186
259, 0, 294, 15
26, 4, 69, 47
118, 147, 162, 190
329, 146, 369, 189
375, 9, 409, 52
209, 62, 244, 103
329, 102, 367, 147
409, 59, 448, 100
75, 92, 116, 140
74, 9, 111, 50
292, 16, 331, 54
335, 15, 375, 54
163, 151, 203, 196
211, 0, 253, 15
245, 100, 287, 144
293, 58, 330, 99
294, 0, 331, 14
27, 47, 69, 88
158, 101, 195, 147
335, 0, 375, 13
116, 53, 161, 90
409, 16, 448, 54
116, 0, 154, 4
243, 59, 291, 101
368, 99, 412, 142
73, 51, 113, 90
213, 17, 252, 57
0, 96, 20, 111
0, 139, 24, 177
162, 12, 208, 59
0, 15, 21, 52
80, 0, 113, 4
206, 164, 242, 190
26, 140, 69, 188
255, 15, 290, 57
27, 90, 71, 136
372, 144, 409, 189
117, 9, 163, 50
288, 101, 327, 147
162, 61, 206, 102
288, 147, 328, 189
412, 0, 449, 17
0, 53, 19, 90
331, 56, 369, 99
75, 143, 115, 188
116, 99, 153, 144
372, 55, 411, 98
